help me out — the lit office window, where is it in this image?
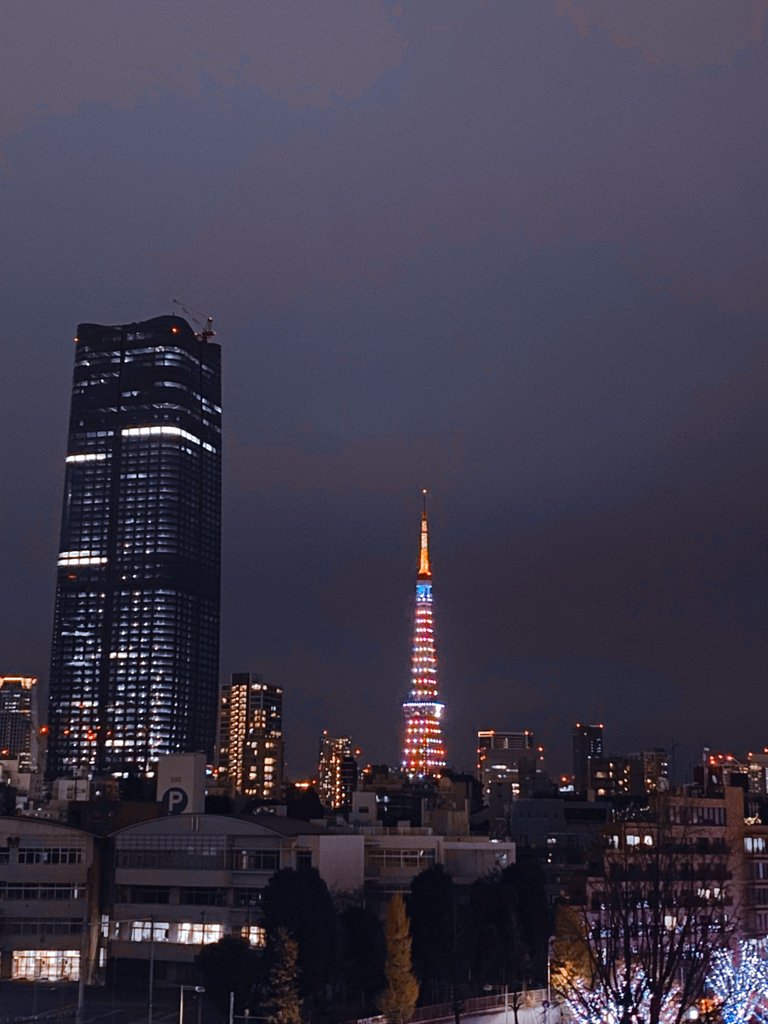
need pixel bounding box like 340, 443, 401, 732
12, 950, 80, 981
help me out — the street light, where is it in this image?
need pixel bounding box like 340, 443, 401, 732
179, 984, 205, 1024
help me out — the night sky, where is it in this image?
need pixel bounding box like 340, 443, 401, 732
2, 2, 768, 779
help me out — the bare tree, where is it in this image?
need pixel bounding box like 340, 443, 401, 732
563, 792, 736, 1024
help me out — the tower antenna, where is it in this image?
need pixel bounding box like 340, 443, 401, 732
419, 489, 430, 578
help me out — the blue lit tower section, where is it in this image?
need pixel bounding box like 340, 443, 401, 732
47, 315, 221, 777
402, 491, 446, 777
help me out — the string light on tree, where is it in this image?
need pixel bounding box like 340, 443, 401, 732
401, 490, 446, 777
563, 968, 683, 1024
706, 940, 768, 1024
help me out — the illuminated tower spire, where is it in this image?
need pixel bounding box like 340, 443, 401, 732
419, 489, 431, 577
402, 490, 446, 777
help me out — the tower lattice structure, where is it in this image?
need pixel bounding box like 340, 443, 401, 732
402, 491, 446, 777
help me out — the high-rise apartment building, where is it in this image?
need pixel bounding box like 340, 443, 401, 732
476, 729, 536, 801
317, 731, 359, 810
0, 676, 37, 771
218, 674, 284, 799
572, 722, 604, 792
748, 749, 768, 797
628, 748, 669, 795
47, 315, 221, 777
402, 491, 446, 777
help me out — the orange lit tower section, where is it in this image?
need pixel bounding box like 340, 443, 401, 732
402, 491, 446, 777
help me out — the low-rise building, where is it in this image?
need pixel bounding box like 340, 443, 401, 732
361, 825, 514, 895
108, 813, 363, 984
0, 796, 518, 989
0, 818, 102, 983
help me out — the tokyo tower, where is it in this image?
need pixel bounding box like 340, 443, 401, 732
402, 490, 446, 777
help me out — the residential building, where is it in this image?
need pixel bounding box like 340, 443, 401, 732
588, 755, 631, 798
47, 315, 222, 778
628, 748, 669, 794
698, 750, 750, 793
218, 675, 284, 799
739, 821, 768, 937
588, 786, 743, 934
317, 731, 357, 810
476, 729, 537, 811
747, 750, 768, 797
0, 676, 38, 772
572, 722, 604, 792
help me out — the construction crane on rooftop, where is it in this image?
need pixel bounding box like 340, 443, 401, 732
171, 298, 216, 342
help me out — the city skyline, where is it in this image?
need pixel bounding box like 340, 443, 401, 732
2, 5, 768, 777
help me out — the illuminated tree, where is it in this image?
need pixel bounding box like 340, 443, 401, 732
379, 893, 420, 1024
706, 940, 768, 1024
563, 967, 683, 1024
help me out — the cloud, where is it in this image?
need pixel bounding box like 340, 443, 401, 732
146, 2, 768, 318
0, 1, 404, 139
6, 3, 768, 315
557, 0, 768, 66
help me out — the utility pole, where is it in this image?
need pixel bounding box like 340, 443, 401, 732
75, 919, 88, 1024
148, 916, 155, 1024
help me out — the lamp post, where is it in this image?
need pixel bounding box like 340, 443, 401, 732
179, 985, 205, 1024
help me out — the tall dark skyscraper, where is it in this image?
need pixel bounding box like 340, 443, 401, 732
47, 315, 221, 778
